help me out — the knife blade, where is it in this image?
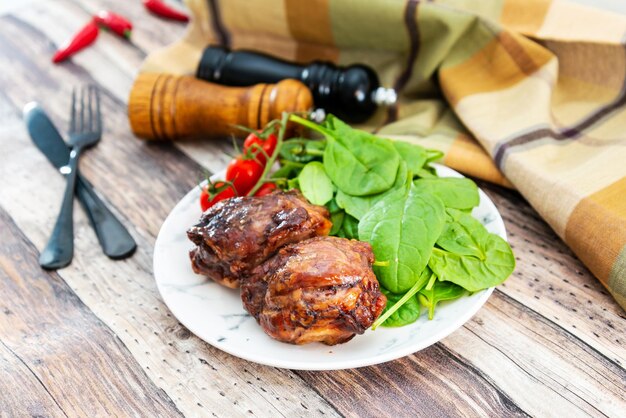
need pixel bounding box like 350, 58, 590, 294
24, 102, 136, 259
24, 102, 71, 168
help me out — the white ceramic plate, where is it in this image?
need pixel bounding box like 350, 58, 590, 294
154, 164, 506, 370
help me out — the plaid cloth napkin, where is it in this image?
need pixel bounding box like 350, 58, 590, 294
142, 0, 626, 310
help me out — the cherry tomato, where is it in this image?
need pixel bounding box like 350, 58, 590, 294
255, 183, 277, 196
199, 182, 236, 212
226, 156, 264, 195
243, 132, 277, 163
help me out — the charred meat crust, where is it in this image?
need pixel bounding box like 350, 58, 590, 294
241, 236, 387, 345
187, 190, 331, 288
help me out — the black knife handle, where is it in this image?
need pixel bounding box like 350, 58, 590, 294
39, 150, 80, 269
76, 174, 136, 259
196, 45, 396, 123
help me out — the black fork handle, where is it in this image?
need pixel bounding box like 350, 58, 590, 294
75, 174, 136, 259
39, 149, 81, 269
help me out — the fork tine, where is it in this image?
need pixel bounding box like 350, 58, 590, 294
80, 86, 86, 133
94, 86, 101, 133
87, 85, 94, 132
69, 87, 77, 133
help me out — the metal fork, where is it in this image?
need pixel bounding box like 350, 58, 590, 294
39, 85, 103, 269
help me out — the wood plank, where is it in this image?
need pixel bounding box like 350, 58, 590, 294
448, 291, 626, 416
0, 207, 182, 416
298, 289, 626, 418
0, 341, 66, 417
476, 181, 626, 367
299, 344, 530, 418
0, 10, 340, 418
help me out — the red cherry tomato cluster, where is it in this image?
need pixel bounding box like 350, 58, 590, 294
243, 132, 277, 164
199, 131, 279, 211
226, 156, 263, 194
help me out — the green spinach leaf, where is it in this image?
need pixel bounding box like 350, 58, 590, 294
290, 114, 400, 196
324, 137, 399, 195
326, 198, 342, 214
379, 288, 420, 327
372, 267, 431, 329
415, 166, 438, 179
272, 161, 303, 179
298, 161, 334, 205
287, 177, 299, 190
413, 178, 479, 210
329, 211, 345, 236
418, 280, 466, 320
426, 149, 444, 163
336, 160, 408, 220
392, 141, 427, 174
436, 208, 486, 259
341, 214, 359, 239
428, 218, 515, 292
359, 184, 446, 293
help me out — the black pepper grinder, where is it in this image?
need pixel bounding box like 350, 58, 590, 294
196, 45, 397, 123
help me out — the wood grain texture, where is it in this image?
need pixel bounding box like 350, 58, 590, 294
297, 289, 626, 417
477, 181, 626, 368
0, 342, 66, 417
0, 0, 624, 417
0, 207, 182, 417
0, 5, 340, 417
299, 343, 530, 418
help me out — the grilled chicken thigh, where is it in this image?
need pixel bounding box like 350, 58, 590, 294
187, 191, 331, 288
241, 236, 386, 345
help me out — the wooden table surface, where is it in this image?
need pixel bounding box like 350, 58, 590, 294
1, 1, 624, 417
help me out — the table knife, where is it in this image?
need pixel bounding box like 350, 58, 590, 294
23, 102, 137, 259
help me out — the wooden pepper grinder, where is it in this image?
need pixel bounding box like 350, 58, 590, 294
128, 73, 313, 140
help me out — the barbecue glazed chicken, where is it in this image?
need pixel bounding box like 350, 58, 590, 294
187, 191, 331, 288
241, 236, 387, 345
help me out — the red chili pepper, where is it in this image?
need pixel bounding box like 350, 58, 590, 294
94, 11, 132, 39
52, 20, 99, 64
142, 0, 189, 22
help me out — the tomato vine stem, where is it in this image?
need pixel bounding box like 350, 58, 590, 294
247, 112, 290, 196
